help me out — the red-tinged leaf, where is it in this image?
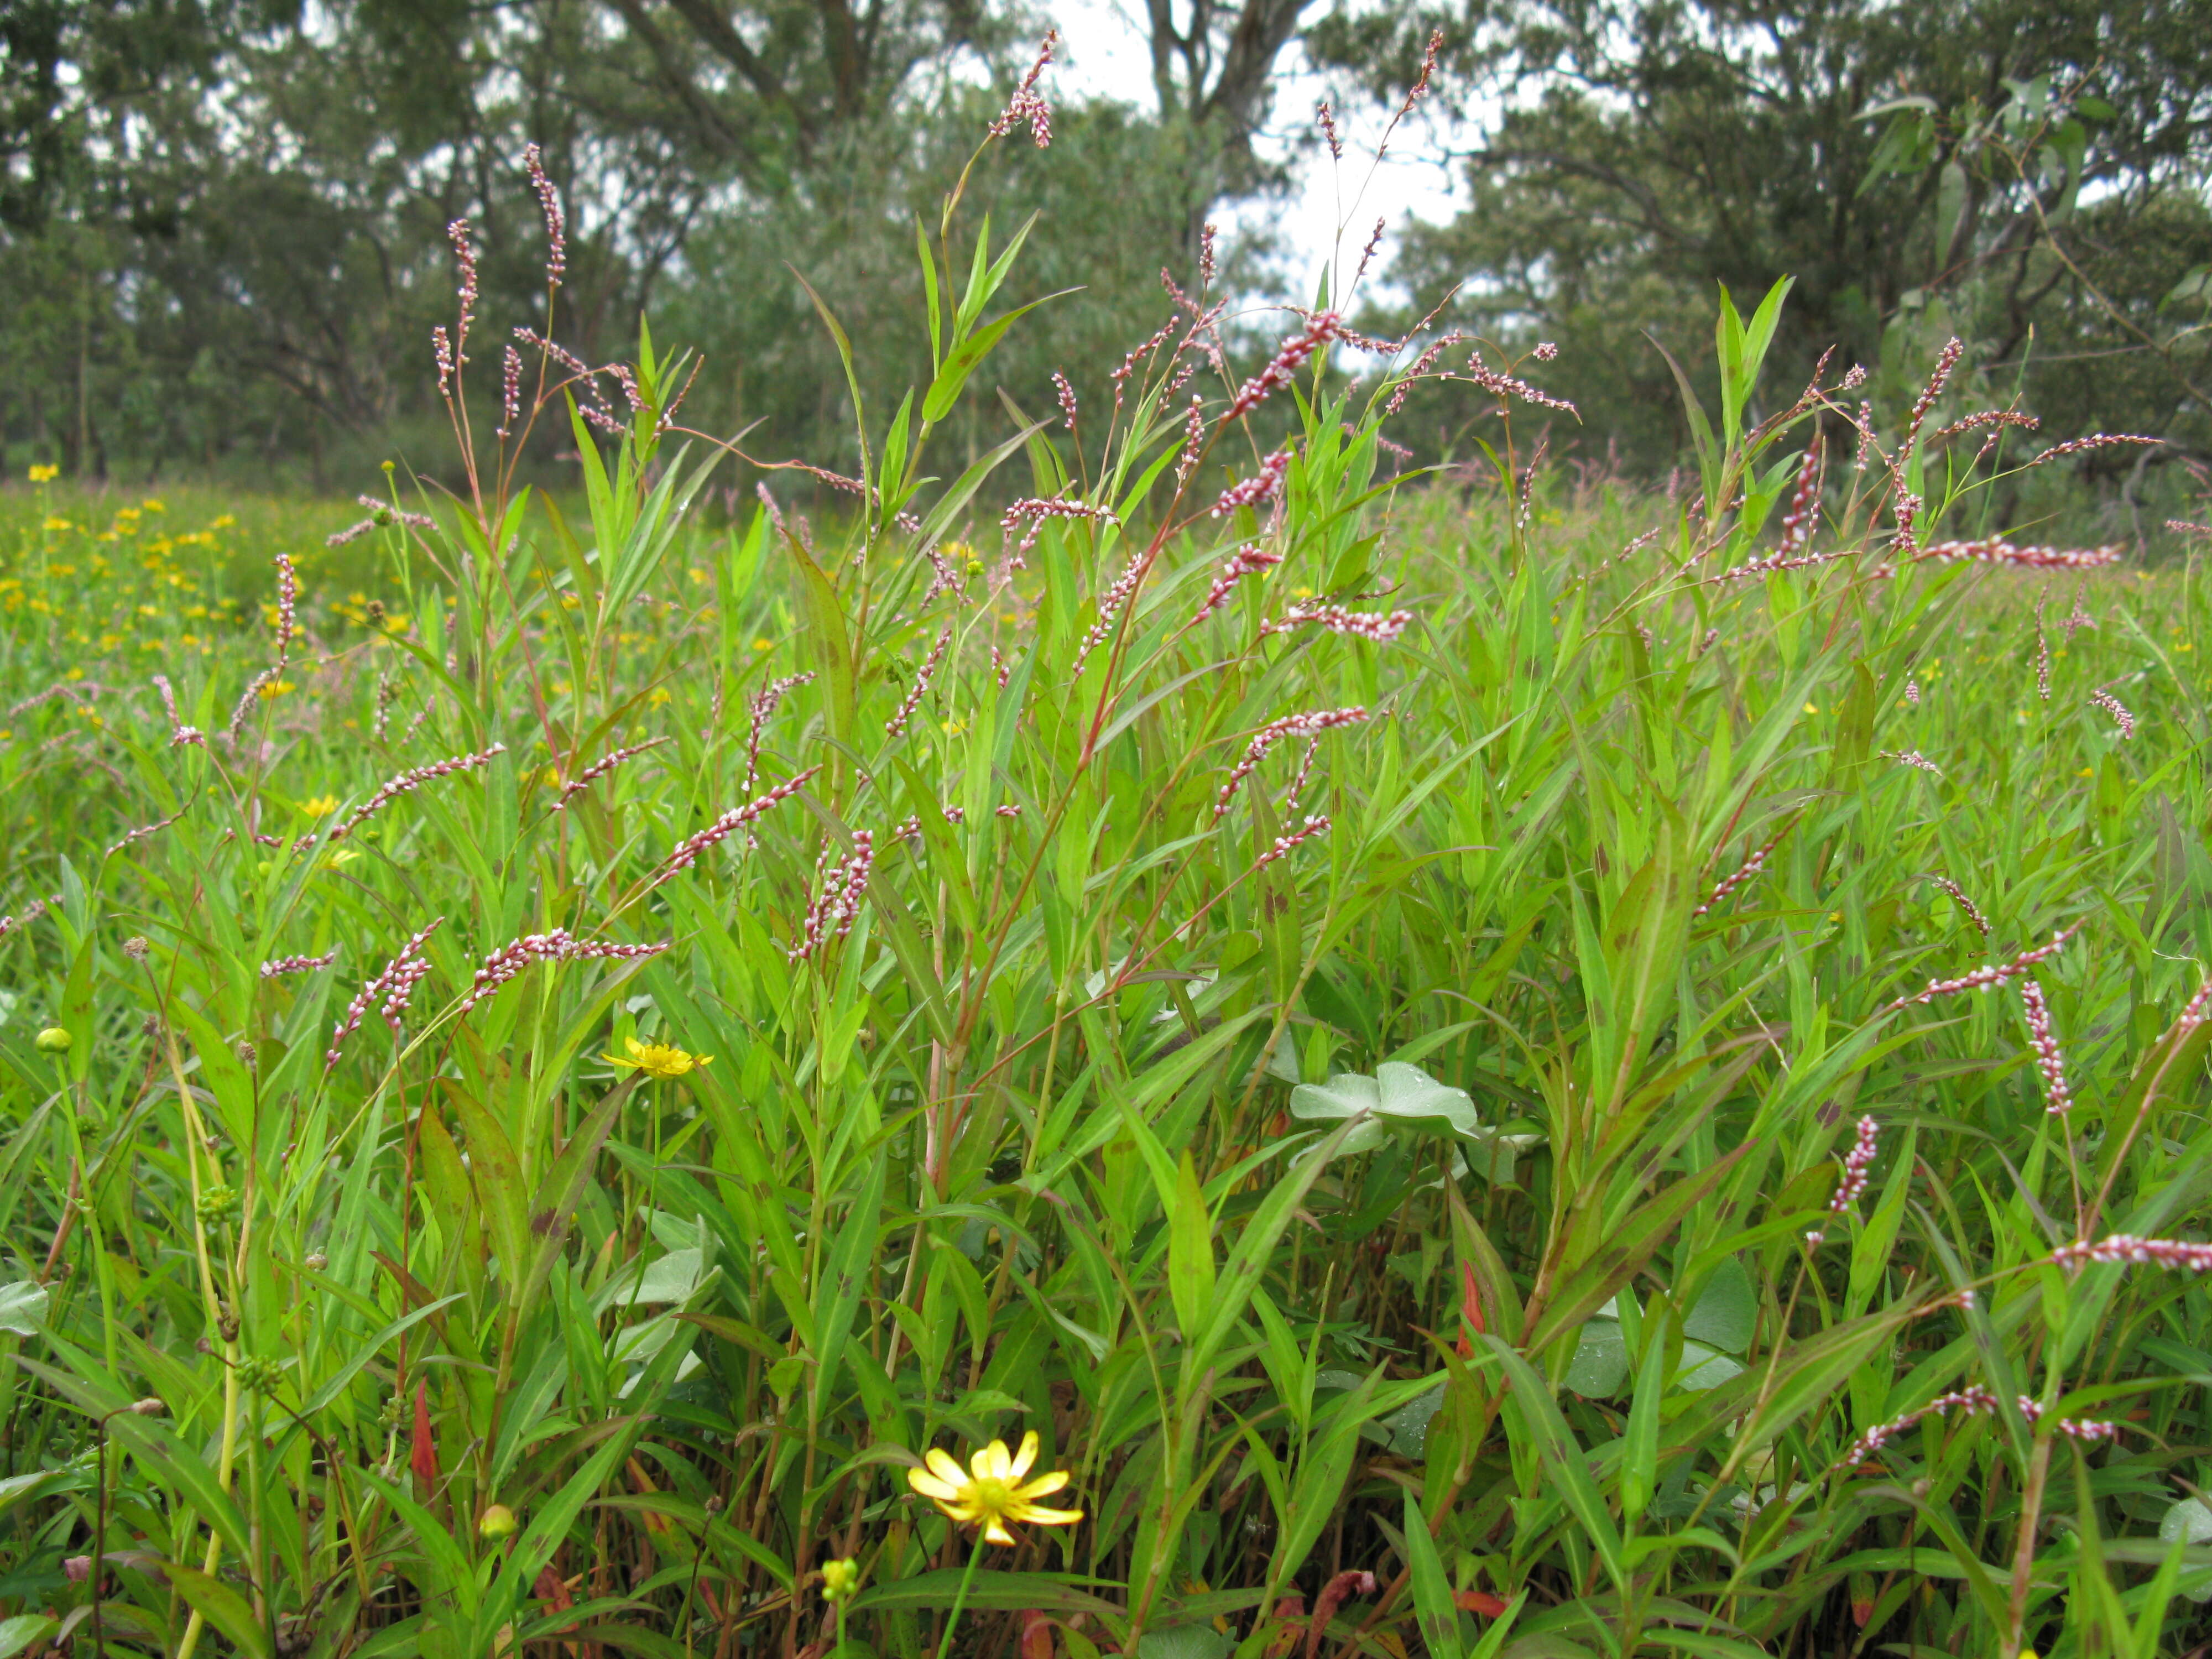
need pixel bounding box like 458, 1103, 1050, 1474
1454, 1589, 1510, 1618
1264, 1598, 1305, 1659
408, 1381, 437, 1491
1455, 1261, 1486, 1357
534, 1565, 578, 1634
1019, 1610, 1055, 1659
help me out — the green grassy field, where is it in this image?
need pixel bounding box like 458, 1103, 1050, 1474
2, 233, 2212, 1659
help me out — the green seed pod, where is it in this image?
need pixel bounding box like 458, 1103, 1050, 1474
34, 1027, 70, 1053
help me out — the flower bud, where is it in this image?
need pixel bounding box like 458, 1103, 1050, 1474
821, 1558, 861, 1603
479, 1503, 518, 1540
304, 1252, 327, 1272
34, 1027, 70, 1052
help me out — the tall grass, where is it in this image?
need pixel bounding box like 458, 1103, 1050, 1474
1, 113, 2211, 1659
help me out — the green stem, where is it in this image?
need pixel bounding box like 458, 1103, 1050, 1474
936, 1534, 987, 1659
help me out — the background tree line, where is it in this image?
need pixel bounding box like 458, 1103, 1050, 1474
3, 0, 2210, 500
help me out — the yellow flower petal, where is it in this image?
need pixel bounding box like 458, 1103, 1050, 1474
908, 1469, 964, 1503
924, 1447, 969, 1486
1014, 1469, 1070, 1500
1008, 1430, 1041, 1480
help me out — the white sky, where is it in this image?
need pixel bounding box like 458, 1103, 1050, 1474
1042, 0, 1467, 297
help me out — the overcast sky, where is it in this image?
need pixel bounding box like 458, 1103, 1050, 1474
1042, 0, 1467, 296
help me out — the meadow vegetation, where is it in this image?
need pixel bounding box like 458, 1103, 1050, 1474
3, 109, 2212, 1659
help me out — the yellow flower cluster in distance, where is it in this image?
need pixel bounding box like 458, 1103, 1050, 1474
27, 465, 58, 483
603, 1035, 712, 1079
907, 1431, 1081, 1546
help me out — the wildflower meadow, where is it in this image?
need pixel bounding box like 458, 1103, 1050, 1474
4, 68, 2212, 1659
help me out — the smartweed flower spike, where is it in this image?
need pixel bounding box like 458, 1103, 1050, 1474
1052, 372, 1078, 431
1706, 547, 1858, 584
2091, 685, 2135, 738
261, 950, 337, 979
1693, 823, 1790, 917
1908, 540, 2124, 572
497, 346, 522, 439
1199, 222, 1217, 285
1260, 602, 1413, 644
1214, 708, 1368, 821
326, 917, 445, 1068
1213, 448, 1291, 517
1806, 1116, 1879, 1244
522, 141, 566, 288
2018, 977, 2073, 1115
1257, 813, 1332, 868
1898, 337, 1961, 469
1074, 559, 1145, 673
1462, 356, 1578, 415
2028, 432, 2162, 467
434, 325, 456, 398
107, 806, 188, 859
790, 831, 875, 962
0, 898, 59, 941
1882, 925, 2077, 1014
744, 671, 815, 801
1316, 99, 1343, 160
1533, 341, 1559, 362
1905, 676, 1922, 703
1879, 749, 1942, 775
2051, 1234, 2212, 1272
1229, 312, 1343, 419
1176, 395, 1206, 484
1000, 497, 1117, 561
153, 675, 205, 747
324, 745, 507, 843
1353, 217, 1386, 285
646, 766, 821, 888
1194, 542, 1284, 622
458, 930, 668, 1012
555, 737, 673, 811
2060, 592, 2096, 638
447, 219, 478, 357
1926, 875, 1992, 939
885, 623, 953, 738
988, 30, 1057, 147
1828, 1386, 2116, 1473
1775, 439, 1824, 559
2033, 591, 2052, 700
1384, 331, 1467, 417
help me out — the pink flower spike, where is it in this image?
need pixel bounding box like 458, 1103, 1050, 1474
2091, 685, 2135, 738
1257, 813, 1332, 868
1213, 448, 1292, 518
1194, 542, 1284, 622
1259, 602, 1412, 644
1805, 1115, 1880, 1244
2051, 1234, 2212, 1272
2019, 977, 2073, 1115
1881, 925, 2078, 1014
1213, 708, 1368, 822
262, 950, 338, 979
646, 767, 820, 889
556, 737, 673, 810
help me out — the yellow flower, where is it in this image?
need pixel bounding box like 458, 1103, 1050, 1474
907, 1431, 1082, 1546
649, 686, 672, 707
751, 636, 773, 652
43, 517, 70, 531
258, 680, 295, 700
1803, 702, 1818, 714
27, 464, 58, 483
301, 795, 340, 818
603, 1035, 713, 1079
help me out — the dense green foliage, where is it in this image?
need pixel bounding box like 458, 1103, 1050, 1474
2, 146, 2212, 1659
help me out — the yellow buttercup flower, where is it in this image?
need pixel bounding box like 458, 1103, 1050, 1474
907, 1431, 1082, 1546
27, 464, 59, 483
301, 794, 340, 817
258, 679, 295, 700
603, 1035, 712, 1079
